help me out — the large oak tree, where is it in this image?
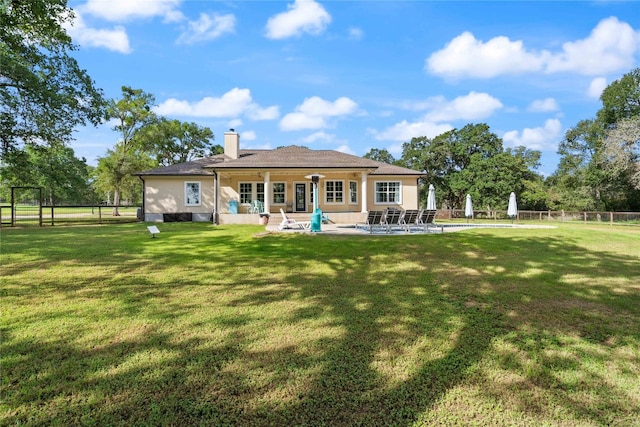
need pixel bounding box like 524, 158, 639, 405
0, 0, 105, 155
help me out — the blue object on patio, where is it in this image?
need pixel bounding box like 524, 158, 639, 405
228, 199, 238, 214
311, 209, 322, 232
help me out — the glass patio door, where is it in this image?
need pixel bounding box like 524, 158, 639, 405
295, 183, 306, 212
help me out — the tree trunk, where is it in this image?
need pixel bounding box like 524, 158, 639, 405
112, 188, 121, 216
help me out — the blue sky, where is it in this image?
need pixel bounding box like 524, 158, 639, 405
65, 0, 640, 175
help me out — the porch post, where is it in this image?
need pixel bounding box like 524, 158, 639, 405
263, 172, 271, 213
361, 171, 368, 213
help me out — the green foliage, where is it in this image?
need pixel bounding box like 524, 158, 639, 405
399, 123, 544, 210
94, 147, 153, 206
363, 147, 396, 165
97, 87, 156, 213
140, 118, 215, 166
0, 0, 105, 153
597, 68, 640, 127
0, 142, 93, 204
106, 86, 156, 149
554, 68, 640, 211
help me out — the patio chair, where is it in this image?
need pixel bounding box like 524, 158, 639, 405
382, 208, 404, 233
278, 208, 309, 230
248, 200, 264, 214
400, 209, 419, 232
356, 210, 384, 233
417, 209, 438, 232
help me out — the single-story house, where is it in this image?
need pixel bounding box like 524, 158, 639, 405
135, 130, 425, 224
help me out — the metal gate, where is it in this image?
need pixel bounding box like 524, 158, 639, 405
10, 187, 43, 226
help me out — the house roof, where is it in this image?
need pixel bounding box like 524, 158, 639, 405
135, 146, 422, 176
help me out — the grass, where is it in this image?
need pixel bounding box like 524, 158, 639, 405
1, 222, 639, 426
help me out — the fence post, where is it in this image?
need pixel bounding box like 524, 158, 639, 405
584, 212, 587, 223
99, 206, 102, 224
610, 212, 613, 225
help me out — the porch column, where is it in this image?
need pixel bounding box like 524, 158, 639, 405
263, 172, 271, 213
361, 171, 368, 213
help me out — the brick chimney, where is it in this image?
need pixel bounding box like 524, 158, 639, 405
224, 129, 239, 160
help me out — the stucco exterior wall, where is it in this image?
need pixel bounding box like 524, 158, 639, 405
367, 175, 420, 211
143, 172, 420, 223
142, 176, 214, 221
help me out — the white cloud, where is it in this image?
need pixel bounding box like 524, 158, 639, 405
302, 131, 335, 143
427, 17, 640, 79
154, 88, 279, 120
247, 105, 280, 121
588, 77, 608, 99
372, 120, 453, 142
425, 92, 503, 122
176, 13, 235, 44
280, 112, 326, 130
80, 0, 184, 22
64, 11, 131, 53
280, 96, 358, 131
335, 144, 355, 155
241, 130, 256, 141
527, 98, 559, 113
265, 0, 331, 39
228, 119, 243, 128
502, 119, 563, 151
426, 32, 546, 78
370, 92, 500, 142
546, 17, 640, 75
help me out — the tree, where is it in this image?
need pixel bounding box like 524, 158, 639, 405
363, 148, 396, 165
0, 142, 93, 204
553, 68, 640, 210
94, 147, 152, 207
0, 0, 105, 155
553, 119, 610, 210
603, 117, 640, 191
100, 87, 156, 215
141, 118, 215, 166
597, 68, 640, 127
399, 124, 507, 209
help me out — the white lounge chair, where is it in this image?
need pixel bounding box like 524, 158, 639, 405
278, 208, 309, 230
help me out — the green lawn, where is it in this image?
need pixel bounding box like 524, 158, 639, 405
1, 223, 639, 426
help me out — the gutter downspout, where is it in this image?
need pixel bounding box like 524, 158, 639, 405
212, 171, 219, 225
138, 176, 145, 221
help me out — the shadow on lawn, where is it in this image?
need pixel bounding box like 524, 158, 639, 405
2, 225, 639, 425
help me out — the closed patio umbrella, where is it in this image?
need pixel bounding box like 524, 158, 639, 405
465, 194, 473, 222
427, 184, 436, 210
507, 192, 518, 223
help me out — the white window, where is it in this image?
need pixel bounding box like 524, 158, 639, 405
239, 182, 265, 205
239, 183, 252, 204
325, 180, 344, 204
185, 181, 201, 206
375, 181, 401, 204
349, 181, 358, 204
272, 182, 285, 204
256, 183, 265, 203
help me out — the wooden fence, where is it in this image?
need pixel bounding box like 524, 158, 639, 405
440, 209, 640, 225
